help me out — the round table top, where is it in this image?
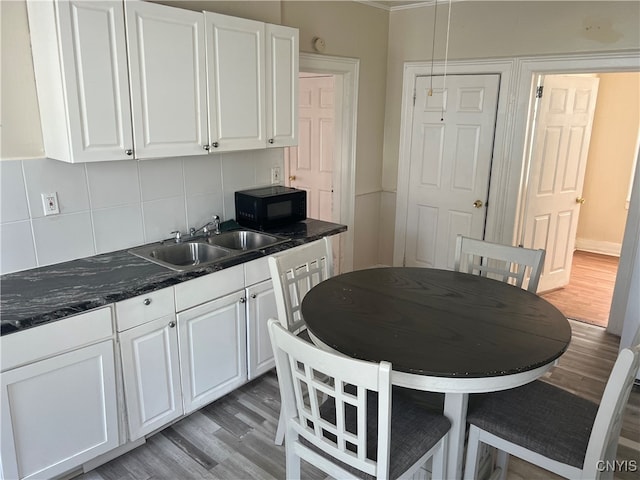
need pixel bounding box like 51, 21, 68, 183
301, 268, 571, 378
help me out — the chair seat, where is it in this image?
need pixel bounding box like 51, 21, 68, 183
467, 380, 598, 469
301, 388, 451, 479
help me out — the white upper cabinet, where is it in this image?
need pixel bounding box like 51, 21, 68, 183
266, 24, 299, 148
204, 12, 266, 152
27, 0, 133, 163
28, 1, 298, 162
125, 1, 209, 159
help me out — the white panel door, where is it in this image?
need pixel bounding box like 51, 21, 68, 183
126, 1, 208, 159
246, 280, 277, 380
119, 315, 182, 441
58, 1, 133, 162
266, 24, 299, 147
205, 12, 266, 152
178, 291, 247, 414
522, 75, 600, 292
288, 76, 335, 222
0, 341, 118, 480
404, 74, 499, 269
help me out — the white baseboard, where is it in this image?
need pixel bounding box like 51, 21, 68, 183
575, 238, 622, 257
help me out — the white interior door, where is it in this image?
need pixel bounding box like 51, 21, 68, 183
522, 75, 600, 293
403, 74, 499, 269
287, 75, 335, 221
286, 74, 342, 271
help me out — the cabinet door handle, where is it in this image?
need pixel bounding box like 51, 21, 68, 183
203, 144, 210, 151
168, 321, 176, 328
268, 138, 274, 144
251, 294, 257, 299
211, 141, 219, 148
143, 298, 151, 306
125, 149, 133, 156
239, 297, 246, 303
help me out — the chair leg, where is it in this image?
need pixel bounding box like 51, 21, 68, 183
463, 425, 481, 480
431, 436, 448, 480
285, 434, 300, 480
274, 409, 285, 445
494, 449, 509, 480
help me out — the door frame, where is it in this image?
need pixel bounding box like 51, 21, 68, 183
299, 53, 358, 273
393, 59, 517, 266
511, 51, 640, 337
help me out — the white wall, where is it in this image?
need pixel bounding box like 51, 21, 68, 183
0, 151, 283, 274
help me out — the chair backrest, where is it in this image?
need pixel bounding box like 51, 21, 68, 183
267, 318, 393, 478
454, 235, 545, 293
268, 237, 334, 334
583, 344, 640, 479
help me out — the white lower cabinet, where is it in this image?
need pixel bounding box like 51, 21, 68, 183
246, 279, 277, 380
1, 338, 118, 480
119, 314, 182, 441
178, 290, 247, 414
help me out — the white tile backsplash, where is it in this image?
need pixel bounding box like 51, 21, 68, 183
0, 161, 30, 223
186, 192, 224, 229
93, 205, 145, 254
183, 154, 223, 195
86, 160, 141, 208
0, 150, 284, 274
142, 196, 187, 243
23, 158, 90, 218
139, 157, 185, 201
0, 221, 37, 273
32, 212, 95, 266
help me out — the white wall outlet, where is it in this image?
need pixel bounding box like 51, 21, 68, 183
271, 166, 281, 184
41, 192, 60, 215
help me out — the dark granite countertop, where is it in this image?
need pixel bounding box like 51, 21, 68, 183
1, 219, 346, 336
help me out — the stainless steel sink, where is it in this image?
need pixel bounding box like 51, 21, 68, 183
128, 229, 289, 271
129, 241, 233, 271
206, 230, 288, 251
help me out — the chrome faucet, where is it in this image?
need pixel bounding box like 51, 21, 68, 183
211, 215, 221, 235
189, 215, 221, 238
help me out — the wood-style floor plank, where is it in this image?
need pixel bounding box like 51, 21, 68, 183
542, 251, 619, 327
76, 318, 638, 480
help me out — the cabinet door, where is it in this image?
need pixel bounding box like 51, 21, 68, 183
0, 340, 118, 480
205, 12, 266, 152
178, 290, 247, 414
266, 24, 299, 147
119, 315, 182, 441
126, 1, 208, 159
28, 0, 133, 162
246, 280, 277, 380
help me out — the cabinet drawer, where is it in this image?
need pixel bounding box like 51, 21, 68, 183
174, 264, 244, 312
1, 307, 113, 372
115, 287, 175, 332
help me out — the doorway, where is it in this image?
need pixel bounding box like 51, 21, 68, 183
520, 72, 639, 328
292, 53, 359, 274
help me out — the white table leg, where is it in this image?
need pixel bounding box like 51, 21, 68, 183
443, 392, 468, 480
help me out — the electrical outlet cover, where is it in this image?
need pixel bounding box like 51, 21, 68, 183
42, 192, 60, 215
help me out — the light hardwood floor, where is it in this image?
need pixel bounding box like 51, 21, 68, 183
541, 251, 619, 328
77, 320, 639, 480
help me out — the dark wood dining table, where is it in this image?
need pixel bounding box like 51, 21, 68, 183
300, 267, 571, 479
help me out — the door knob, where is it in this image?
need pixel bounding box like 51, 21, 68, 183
576, 197, 586, 205
289, 175, 296, 181
473, 200, 484, 208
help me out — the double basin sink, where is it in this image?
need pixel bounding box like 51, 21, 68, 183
129, 229, 289, 271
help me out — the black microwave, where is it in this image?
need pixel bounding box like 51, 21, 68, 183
235, 186, 307, 230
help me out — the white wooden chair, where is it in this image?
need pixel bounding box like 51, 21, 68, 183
268, 237, 334, 444
463, 342, 640, 480
454, 235, 545, 293
267, 318, 451, 480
